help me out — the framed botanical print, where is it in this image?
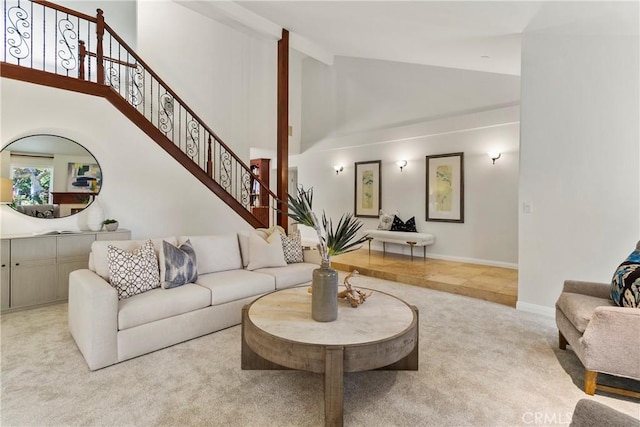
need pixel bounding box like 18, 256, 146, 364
426, 152, 464, 223
354, 160, 381, 217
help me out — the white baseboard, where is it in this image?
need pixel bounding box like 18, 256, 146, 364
426, 253, 518, 270
516, 301, 555, 318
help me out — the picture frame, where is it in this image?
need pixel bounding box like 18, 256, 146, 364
67, 162, 102, 193
354, 160, 381, 217
426, 152, 464, 223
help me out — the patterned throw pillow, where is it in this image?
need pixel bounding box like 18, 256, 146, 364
281, 231, 304, 264
390, 215, 418, 232
377, 210, 395, 230
610, 247, 640, 308
159, 239, 198, 289
107, 240, 160, 299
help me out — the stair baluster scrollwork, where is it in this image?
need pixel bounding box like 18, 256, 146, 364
57, 18, 77, 72
6, 3, 31, 61
2, 0, 276, 228
128, 64, 144, 107
159, 92, 174, 134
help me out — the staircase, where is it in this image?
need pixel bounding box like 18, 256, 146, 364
1, 0, 277, 228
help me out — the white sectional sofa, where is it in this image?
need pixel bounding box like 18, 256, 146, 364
68, 232, 318, 370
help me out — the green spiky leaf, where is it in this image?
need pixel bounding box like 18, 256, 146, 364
323, 211, 369, 256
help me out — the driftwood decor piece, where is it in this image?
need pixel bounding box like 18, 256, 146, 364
338, 270, 372, 307
307, 270, 372, 308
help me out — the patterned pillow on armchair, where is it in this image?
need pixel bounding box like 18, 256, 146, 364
610, 242, 640, 308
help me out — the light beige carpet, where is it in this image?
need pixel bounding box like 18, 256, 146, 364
1, 274, 638, 426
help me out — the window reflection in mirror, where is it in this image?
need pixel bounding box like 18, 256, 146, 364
0, 135, 102, 218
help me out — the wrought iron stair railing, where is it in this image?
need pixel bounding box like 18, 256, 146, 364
2, 0, 277, 228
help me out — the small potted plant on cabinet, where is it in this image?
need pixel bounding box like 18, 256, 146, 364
102, 218, 119, 232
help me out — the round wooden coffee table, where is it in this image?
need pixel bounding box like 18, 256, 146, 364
241, 286, 418, 427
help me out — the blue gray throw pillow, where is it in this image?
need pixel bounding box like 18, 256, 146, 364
610, 247, 640, 308
161, 239, 198, 289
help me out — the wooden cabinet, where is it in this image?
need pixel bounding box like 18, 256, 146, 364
250, 158, 270, 226
10, 237, 57, 309
1, 240, 10, 311
0, 229, 130, 312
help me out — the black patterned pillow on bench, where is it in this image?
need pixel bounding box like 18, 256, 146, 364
390, 215, 417, 232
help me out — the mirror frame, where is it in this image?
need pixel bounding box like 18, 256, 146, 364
1, 134, 102, 219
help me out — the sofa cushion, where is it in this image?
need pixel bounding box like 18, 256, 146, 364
610, 246, 640, 308
556, 292, 615, 333
90, 237, 177, 281
159, 239, 198, 289
246, 232, 287, 271
117, 283, 211, 330
282, 231, 304, 264
255, 262, 316, 290
107, 240, 160, 300
178, 234, 242, 274
195, 270, 275, 305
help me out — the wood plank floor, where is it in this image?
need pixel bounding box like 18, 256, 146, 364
330, 248, 518, 307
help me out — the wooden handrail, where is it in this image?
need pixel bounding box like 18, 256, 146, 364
85, 51, 137, 68
32, 0, 97, 22
100, 22, 265, 191
3, 0, 279, 224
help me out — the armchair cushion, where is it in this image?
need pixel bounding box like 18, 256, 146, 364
556, 292, 615, 333
610, 246, 640, 308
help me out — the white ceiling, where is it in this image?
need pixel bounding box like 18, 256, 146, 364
236, 1, 548, 76
181, 1, 638, 77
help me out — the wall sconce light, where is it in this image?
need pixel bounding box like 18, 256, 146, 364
488, 151, 501, 165
333, 165, 344, 175
396, 160, 407, 172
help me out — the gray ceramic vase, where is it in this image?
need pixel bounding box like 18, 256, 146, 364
311, 260, 338, 322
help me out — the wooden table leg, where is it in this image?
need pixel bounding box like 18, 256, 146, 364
325, 346, 344, 427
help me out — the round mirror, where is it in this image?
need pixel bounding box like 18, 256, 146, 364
0, 135, 102, 218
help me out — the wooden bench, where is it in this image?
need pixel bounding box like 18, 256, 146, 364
363, 230, 435, 260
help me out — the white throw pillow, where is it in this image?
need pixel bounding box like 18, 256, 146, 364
179, 234, 242, 274
377, 209, 396, 230
107, 240, 160, 299
246, 231, 287, 271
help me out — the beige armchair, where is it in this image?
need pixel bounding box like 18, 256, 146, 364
556, 270, 640, 398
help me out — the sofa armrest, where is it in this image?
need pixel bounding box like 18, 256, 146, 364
68, 269, 119, 370
562, 280, 611, 299
581, 306, 640, 378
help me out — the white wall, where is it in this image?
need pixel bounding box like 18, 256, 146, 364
297, 56, 521, 267
1, 79, 252, 238
518, 2, 640, 314
292, 106, 520, 267
136, 1, 277, 162
302, 56, 521, 151
56, 0, 137, 49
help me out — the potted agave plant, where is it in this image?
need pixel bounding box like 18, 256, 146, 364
283, 186, 369, 322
